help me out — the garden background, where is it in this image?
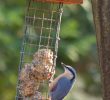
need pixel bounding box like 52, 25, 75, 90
0, 0, 102, 100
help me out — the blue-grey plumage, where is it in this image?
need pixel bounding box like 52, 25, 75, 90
49, 63, 76, 100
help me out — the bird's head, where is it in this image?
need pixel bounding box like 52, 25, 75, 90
61, 62, 76, 80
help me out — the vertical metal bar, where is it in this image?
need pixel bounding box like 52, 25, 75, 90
38, 13, 45, 50
16, 0, 32, 99
50, 3, 63, 81
47, 9, 54, 48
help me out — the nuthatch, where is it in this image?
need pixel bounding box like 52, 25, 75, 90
49, 62, 76, 100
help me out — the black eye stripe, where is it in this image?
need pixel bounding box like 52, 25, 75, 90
66, 67, 75, 80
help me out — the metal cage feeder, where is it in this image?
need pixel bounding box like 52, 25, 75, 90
16, 0, 83, 100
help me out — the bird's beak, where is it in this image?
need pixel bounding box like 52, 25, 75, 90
61, 62, 67, 70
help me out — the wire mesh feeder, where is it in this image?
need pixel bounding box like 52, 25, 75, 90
16, 0, 83, 99
16, 0, 63, 100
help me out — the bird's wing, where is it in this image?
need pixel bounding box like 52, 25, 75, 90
50, 77, 72, 100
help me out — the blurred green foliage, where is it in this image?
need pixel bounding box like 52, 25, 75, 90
0, 0, 101, 100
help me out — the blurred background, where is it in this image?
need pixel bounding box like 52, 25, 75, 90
0, 0, 102, 100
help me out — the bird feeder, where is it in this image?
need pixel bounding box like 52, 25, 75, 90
16, 0, 83, 100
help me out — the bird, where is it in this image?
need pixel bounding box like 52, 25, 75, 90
49, 62, 76, 100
